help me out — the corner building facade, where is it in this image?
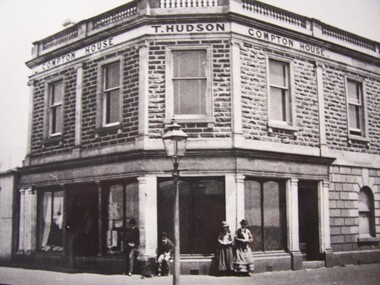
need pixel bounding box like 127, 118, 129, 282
6, 0, 380, 274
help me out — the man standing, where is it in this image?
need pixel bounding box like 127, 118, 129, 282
156, 232, 174, 276
125, 218, 140, 276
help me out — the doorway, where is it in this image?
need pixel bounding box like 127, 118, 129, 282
65, 185, 99, 257
298, 180, 321, 260
157, 177, 225, 255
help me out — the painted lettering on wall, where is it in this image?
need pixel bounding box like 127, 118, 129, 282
42, 52, 76, 71
152, 23, 225, 34
85, 38, 114, 55
40, 38, 114, 71
249, 28, 294, 48
299, 43, 325, 56
248, 28, 326, 57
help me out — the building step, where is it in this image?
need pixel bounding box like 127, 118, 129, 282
303, 261, 325, 270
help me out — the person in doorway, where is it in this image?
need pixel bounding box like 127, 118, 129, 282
216, 221, 234, 275
234, 219, 254, 276
125, 218, 140, 276
156, 232, 174, 276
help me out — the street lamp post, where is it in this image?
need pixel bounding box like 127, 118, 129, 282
162, 119, 188, 285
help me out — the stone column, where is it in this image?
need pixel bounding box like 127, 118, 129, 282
225, 174, 245, 231
138, 175, 157, 257
318, 180, 333, 267
286, 178, 302, 270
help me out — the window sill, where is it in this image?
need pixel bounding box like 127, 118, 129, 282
164, 117, 215, 128
357, 236, 380, 243
268, 121, 298, 134
43, 134, 63, 146
95, 123, 121, 137
348, 134, 370, 145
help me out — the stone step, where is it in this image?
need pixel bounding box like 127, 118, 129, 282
303, 261, 325, 270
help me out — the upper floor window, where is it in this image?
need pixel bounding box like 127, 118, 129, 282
49, 80, 63, 136
358, 187, 375, 238
346, 78, 367, 138
102, 61, 121, 126
267, 57, 296, 130
166, 47, 212, 123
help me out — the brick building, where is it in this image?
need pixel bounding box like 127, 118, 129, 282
0, 0, 379, 274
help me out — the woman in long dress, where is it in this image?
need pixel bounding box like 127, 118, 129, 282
216, 221, 234, 275
234, 219, 254, 275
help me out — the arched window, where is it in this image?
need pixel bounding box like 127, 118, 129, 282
358, 187, 375, 238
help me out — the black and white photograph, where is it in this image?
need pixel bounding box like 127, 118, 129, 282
0, 0, 379, 284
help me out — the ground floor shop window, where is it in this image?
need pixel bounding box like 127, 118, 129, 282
104, 181, 138, 254
157, 177, 225, 255
244, 179, 286, 251
37, 190, 64, 252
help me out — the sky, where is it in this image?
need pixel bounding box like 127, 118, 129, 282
0, 0, 379, 170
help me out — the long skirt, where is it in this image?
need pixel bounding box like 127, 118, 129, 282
216, 245, 234, 272
234, 246, 254, 273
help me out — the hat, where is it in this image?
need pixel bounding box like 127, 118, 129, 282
221, 221, 229, 228
129, 218, 136, 225
161, 232, 168, 238
240, 219, 248, 225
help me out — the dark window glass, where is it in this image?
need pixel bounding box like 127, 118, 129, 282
103, 61, 120, 125
157, 177, 225, 254
245, 179, 286, 251
358, 187, 374, 237
49, 81, 63, 135
269, 59, 291, 124
347, 79, 364, 136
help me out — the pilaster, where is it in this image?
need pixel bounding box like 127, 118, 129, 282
22, 188, 36, 254
24, 81, 35, 166
319, 180, 333, 267
230, 40, 244, 148
286, 178, 302, 270
138, 175, 157, 257
96, 182, 103, 256
136, 41, 150, 150
225, 173, 245, 231
73, 63, 84, 158
17, 189, 26, 254
316, 62, 327, 155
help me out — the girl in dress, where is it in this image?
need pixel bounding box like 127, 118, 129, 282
234, 219, 254, 275
216, 221, 234, 275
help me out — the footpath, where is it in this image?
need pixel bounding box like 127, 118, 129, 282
1, 263, 380, 285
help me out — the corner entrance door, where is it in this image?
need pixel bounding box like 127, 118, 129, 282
298, 180, 321, 260
157, 177, 225, 255
65, 185, 99, 257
